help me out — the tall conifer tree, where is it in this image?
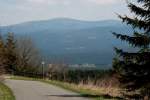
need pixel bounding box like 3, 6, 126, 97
113, 0, 150, 96
5, 33, 17, 72
0, 34, 5, 74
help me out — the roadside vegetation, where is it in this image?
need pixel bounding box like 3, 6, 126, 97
0, 81, 15, 100
42, 80, 122, 100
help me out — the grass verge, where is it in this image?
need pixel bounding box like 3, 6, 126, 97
0, 82, 15, 100
10, 76, 122, 100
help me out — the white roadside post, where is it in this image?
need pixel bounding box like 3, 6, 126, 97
41, 61, 45, 79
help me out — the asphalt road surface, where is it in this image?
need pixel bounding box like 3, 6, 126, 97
5, 79, 90, 100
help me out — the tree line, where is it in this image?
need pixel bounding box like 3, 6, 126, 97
47, 64, 114, 85
0, 33, 41, 75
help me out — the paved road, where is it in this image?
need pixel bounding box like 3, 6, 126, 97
5, 79, 90, 100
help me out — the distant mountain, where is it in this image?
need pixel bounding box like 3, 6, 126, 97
1, 18, 124, 34
0, 18, 133, 67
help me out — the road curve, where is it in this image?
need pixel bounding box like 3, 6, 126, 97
4, 79, 90, 100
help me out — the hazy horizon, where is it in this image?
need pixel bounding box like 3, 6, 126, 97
0, 0, 130, 26
1, 17, 121, 27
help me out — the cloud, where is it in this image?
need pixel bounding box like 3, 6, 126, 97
87, 0, 122, 5
0, 0, 127, 26
26, 0, 121, 6
26, 0, 71, 5
27, 0, 55, 5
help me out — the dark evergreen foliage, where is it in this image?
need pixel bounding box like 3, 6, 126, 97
113, 0, 150, 96
5, 33, 17, 72
0, 34, 5, 74
47, 68, 113, 84
0, 32, 41, 75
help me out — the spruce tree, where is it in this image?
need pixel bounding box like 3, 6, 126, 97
0, 34, 5, 74
113, 0, 150, 96
5, 33, 17, 73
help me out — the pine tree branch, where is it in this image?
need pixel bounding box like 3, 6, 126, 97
114, 47, 150, 63
113, 32, 150, 47
128, 3, 150, 19
114, 47, 124, 56
138, 0, 150, 3
119, 15, 150, 32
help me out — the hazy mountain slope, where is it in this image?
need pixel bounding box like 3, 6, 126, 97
1, 18, 124, 34
0, 18, 132, 66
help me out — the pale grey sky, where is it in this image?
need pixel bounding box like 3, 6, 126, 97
0, 0, 130, 26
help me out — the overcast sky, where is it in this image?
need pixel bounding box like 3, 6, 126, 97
0, 0, 130, 26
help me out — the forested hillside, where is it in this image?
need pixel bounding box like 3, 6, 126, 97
0, 19, 133, 65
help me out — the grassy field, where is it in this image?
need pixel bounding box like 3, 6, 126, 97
0, 82, 15, 100
10, 76, 122, 100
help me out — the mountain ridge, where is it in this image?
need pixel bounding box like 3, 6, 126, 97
0, 18, 131, 67
1, 18, 121, 27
